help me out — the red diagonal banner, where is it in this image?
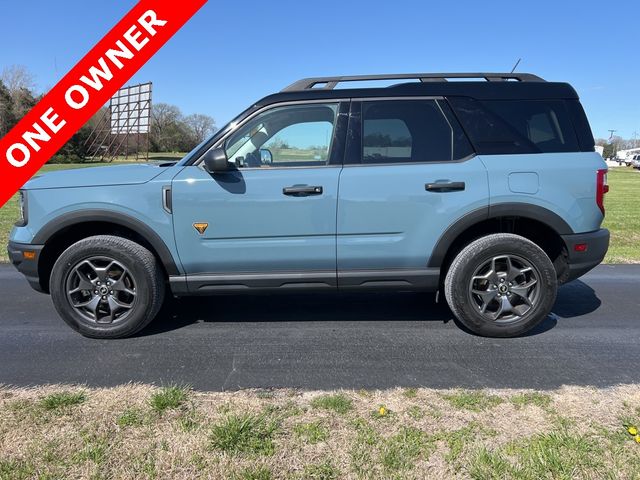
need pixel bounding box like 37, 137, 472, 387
0, 0, 207, 207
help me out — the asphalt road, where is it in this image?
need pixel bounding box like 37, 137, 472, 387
1, 264, 639, 391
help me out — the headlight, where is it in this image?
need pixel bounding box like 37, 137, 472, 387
15, 191, 27, 227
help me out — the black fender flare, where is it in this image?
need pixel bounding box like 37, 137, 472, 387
33, 209, 180, 275
427, 203, 573, 268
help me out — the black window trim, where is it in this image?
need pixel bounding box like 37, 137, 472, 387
344, 96, 477, 167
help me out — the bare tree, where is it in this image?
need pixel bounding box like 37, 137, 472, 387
1, 65, 36, 97
150, 103, 188, 152
184, 113, 216, 143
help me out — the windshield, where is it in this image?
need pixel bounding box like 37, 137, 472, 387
177, 104, 260, 166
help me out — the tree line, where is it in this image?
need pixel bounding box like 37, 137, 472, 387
0, 65, 216, 162
595, 136, 640, 159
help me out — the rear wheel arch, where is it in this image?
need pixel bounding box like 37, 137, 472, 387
35, 210, 179, 293
430, 204, 571, 282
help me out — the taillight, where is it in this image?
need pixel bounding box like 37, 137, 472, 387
596, 169, 609, 215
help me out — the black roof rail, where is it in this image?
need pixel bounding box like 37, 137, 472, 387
282, 72, 546, 92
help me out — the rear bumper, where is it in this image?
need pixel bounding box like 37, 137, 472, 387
7, 241, 45, 293
560, 228, 609, 283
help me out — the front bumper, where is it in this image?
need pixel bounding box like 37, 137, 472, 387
7, 241, 45, 293
560, 228, 610, 283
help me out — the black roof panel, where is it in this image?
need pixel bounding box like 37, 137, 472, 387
255, 81, 579, 108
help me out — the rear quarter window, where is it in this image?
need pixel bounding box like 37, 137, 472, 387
449, 97, 581, 154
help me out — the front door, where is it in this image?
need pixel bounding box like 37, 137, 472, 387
172, 101, 348, 292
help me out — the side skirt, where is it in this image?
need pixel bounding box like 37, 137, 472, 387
169, 268, 440, 296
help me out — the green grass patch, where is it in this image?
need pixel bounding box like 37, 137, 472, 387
234, 465, 273, 480
294, 421, 329, 444
441, 390, 503, 412
0, 459, 35, 480
407, 405, 425, 419
311, 394, 353, 415
403, 388, 418, 398
210, 414, 279, 455
300, 460, 339, 480
40, 391, 86, 411
433, 423, 492, 470
178, 407, 204, 433
603, 168, 640, 263
117, 407, 146, 427
510, 392, 552, 409
380, 427, 435, 473
74, 432, 109, 465
468, 447, 512, 479
149, 385, 189, 414
469, 428, 606, 479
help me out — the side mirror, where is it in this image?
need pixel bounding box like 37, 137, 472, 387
260, 149, 273, 165
203, 147, 230, 173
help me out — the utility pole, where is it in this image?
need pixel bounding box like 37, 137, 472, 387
608, 130, 617, 161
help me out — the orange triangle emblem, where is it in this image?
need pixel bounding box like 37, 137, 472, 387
193, 223, 208, 235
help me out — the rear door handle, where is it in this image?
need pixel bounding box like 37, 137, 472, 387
425, 181, 466, 192
283, 185, 323, 196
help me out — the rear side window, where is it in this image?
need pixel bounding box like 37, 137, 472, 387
360, 99, 473, 164
449, 97, 581, 154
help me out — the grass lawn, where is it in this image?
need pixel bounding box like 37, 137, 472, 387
0, 165, 638, 264
602, 168, 640, 263
103, 152, 187, 163
0, 384, 638, 479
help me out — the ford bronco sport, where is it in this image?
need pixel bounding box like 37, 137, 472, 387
8, 72, 610, 339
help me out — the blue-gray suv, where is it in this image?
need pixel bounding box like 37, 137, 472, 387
8, 72, 610, 339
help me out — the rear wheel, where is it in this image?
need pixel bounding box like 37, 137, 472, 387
50, 235, 165, 339
444, 233, 557, 337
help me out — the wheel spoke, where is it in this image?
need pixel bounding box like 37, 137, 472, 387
94, 267, 110, 284
510, 279, 537, 306
490, 295, 514, 320
108, 295, 133, 310
505, 257, 520, 282
75, 295, 101, 315
110, 271, 136, 296
73, 267, 95, 291
471, 288, 498, 312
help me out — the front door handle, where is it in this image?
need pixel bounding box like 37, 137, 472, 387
283, 185, 323, 196
425, 181, 466, 192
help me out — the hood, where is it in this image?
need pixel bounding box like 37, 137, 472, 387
23, 163, 175, 190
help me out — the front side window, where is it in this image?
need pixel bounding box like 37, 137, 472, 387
224, 103, 338, 168
360, 100, 473, 164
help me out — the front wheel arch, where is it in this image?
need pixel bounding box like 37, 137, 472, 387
36, 212, 178, 293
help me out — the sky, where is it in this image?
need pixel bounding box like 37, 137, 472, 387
1, 0, 639, 141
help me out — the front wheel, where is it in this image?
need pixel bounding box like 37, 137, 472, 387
50, 235, 165, 339
444, 233, 557, 337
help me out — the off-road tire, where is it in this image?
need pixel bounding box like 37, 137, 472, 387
50, 235, 165, 339
444, 233, 557, 337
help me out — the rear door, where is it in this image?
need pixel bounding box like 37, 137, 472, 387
336, 98, 489, 289
171, 101, 348, 291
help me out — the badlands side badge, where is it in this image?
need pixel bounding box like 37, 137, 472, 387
193, 223, 208, 235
